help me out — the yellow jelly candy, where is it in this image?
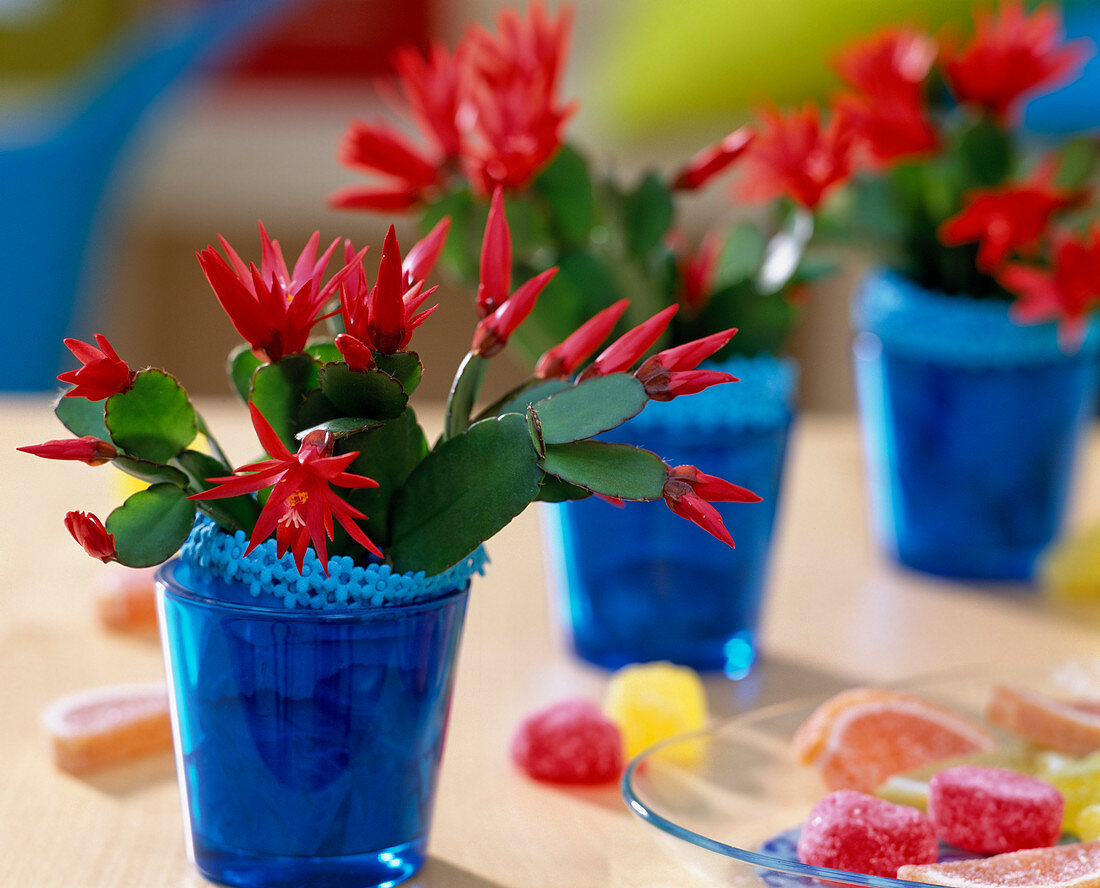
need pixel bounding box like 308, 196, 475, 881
1038, 750, 1100, 830
1040, 524, 1100, 603
604, 661, 707, 764
1078, 805, 1100, 841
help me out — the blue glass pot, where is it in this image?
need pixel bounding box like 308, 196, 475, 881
543, 356, 796, 676
853, 270, 1100, 580
156, 521, 485, 888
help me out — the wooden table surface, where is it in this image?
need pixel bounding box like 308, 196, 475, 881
4, 397, 1100, 887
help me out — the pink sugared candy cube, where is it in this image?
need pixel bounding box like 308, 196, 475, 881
797, 790, 938, 877
927, 765, 1065, 854
511, 698, 623, 784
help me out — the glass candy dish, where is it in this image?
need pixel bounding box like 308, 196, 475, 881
622, 659, 1100, 888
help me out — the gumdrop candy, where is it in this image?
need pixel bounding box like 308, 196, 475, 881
899, 840, 1100, 888
1039, 751, 1100, 831
1078, 805, 1100, 841
604, 661, 706, 762
927, 765, 1064, 854
796, 789, 938, 878
511, 698, 623, 784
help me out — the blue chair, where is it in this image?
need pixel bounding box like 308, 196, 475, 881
0, 1, 295, 391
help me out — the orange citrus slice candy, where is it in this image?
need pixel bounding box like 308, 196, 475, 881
793, 687, 996, 793
42, 683, 173, 774
898, 839, 1100, 887
988, 685, 1100, 758
95, 567, 159, 635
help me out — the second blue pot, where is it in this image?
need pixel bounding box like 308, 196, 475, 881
854, 270, 1100, 581
542, 356, 796, 676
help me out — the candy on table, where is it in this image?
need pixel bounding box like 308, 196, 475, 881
796, 789, 938, 878
1040, 523, 1100, 604
511, 698, 623, 785
876, 742, 1041, 811
898, 839, 1100, 888
1079, 805, 1100, 841
927, 765, 1064, 854
988, 685, 1100, 758
604, 661, 706, 763
793, 687, 996, 793
95, 566, 159, 635
1038, 750, 1100, 832
42, 683, 173, 775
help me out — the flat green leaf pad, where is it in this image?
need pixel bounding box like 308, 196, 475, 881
539, 440, 667, 500
250, 353, 320, 452
112, 455, 189, 488
375, 352, 423, 395
228, 345, 262, 404
528, 374, 647, 449
320, 363, 409, 421
105, 370, 197, 463
54, 393, 110, 440
105, 483, 197, 567
389, 414, 541, 575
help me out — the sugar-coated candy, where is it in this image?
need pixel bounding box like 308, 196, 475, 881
604, 661, 706, 762
987, 684, 1100, 758
899, 839, 1100, 888
42, 682, 173, 774
511, 698, 623, 784
1078, 805, 1100, 841
1040, 751, 1100, 831
796, 789, 938, 878
927, 765, 1064, 854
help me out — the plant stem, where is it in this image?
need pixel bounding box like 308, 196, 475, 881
195, 413, 232, 468
443, 352, 487, 441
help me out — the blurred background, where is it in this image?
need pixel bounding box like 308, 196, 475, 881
4, 0, 1098, 408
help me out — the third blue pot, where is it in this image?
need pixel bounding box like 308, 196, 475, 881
853, 270, 1100, 581
542, 355, 796, 676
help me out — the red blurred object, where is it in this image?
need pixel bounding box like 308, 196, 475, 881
227, 0, 432, 81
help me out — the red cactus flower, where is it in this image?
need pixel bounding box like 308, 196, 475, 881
57, 334, 134, 401
834, 28, 939, 165
634, 329, 739, 401
338, 227, 440, 357
19, 436, 117, 465
471, 268, 558, 358
943, 1, 1090, 123
535, 299, 630, 379
462, 3, 575, 192
672, 126, 755, 191
333, 334, 376, 372
190, 404, 382, 575
65, 511, 117, 563
577, 305, 679, 382
663, 465, 762, 548
739, 105, 855, 211
330, 122, 445, 212
1000, 227, 1100, 349
675, 229, 725, 312
477, 188, 513, 317
403, 217, 452, 288
939, 162, 1078, 272
197, 223, 356, 363
392, 42, 469, 161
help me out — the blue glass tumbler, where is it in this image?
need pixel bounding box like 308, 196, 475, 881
157, 559, 469, 888
854, 270, 1100, 580
543, 356, 795, 676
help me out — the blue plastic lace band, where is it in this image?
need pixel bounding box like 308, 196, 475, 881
623, 354, 797, 434
853, 269, 1100, 367
180, 517, 488, 610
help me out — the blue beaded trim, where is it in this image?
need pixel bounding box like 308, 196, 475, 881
854, 269, 1100, 367
624, 354, 797, 434
181, 517, 488, 610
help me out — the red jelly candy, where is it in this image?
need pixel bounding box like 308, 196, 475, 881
928, 765, 1065, 854
797, 790, 938, 878
511, 698, 624, 785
